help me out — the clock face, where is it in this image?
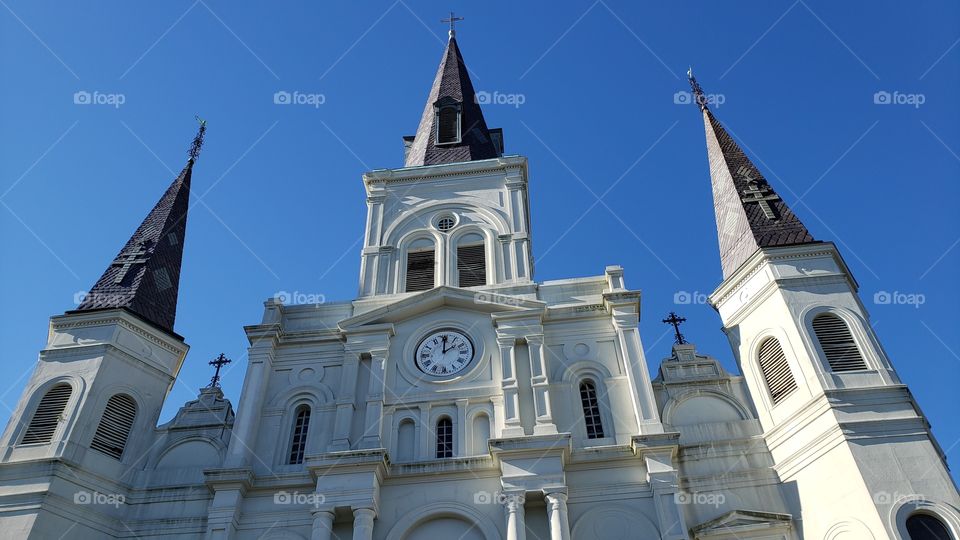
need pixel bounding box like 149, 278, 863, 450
415, 330, 475, 377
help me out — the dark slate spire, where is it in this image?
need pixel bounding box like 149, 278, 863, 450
403, 34, 500, 167
74, 121, 204, 334
688, 70, 815, 280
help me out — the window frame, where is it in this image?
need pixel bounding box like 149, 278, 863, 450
578, 379, 606, 440
89, 393, 138, 461
756, 336, 798, 406
287, 404, 311, 465
434, 101, 462, 145
20, 382, 74, 446
435, 416, 454, 458
810, 311, 869, 373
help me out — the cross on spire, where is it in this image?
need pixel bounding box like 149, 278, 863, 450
737, 166, 781, 220
208, 353, 232, 388
441, 11, 463, 38
662, 312, 688, 345
110, 241, 150, 284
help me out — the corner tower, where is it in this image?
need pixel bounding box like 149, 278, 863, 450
0, 123, 203, 537
690, 71, 960, 538
357, 30, 530, 299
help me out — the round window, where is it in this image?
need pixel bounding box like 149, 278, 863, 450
436, 216, 456, 232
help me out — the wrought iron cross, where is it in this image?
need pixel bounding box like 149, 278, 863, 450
441, 12, 463, 36
208, 353, 232, 388
662, 312, 687, 345
111, 242, 149, 284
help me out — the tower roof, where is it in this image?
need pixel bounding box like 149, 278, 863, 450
73, 122, 204, 334
689, 71, 815, 279
403, 35, 500, 167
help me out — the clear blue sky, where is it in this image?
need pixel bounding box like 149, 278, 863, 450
2, 1, 958, 478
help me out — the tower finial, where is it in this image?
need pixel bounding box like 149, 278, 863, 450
441, 11, 463, 39
687, 66, 708, 112
662, 312, 688, 345
188, 116, 207, 162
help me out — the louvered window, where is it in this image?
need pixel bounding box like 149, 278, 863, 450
457, 244, 486, 287
436, 106, 460, 144
436, 417, 453, 458
288, 405, 310, 465
22, 384, 72, 444
90, 394, 137, 460
812, 314, 867, 372
579, 380, 605, 439
406, 249, 435, 292
757, 338, 797, 404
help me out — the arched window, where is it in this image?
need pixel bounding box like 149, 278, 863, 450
812, 313, 867, 372
757, 337, 798, 404
90, 394, 137, 460
456, 233, 486, 288
435, 417, 453, 458
906, 514, 952, 540
406, 238, 436, 292
579, 380, 605, 439
22, 383, 72, 444
436, 104, 461, 144
288, 405, 311, 465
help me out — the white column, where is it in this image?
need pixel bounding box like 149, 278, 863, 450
456, 398, 468, 457
360, 349, 388, 449
545, 491, 570, 540
504, 493, 526, 540
526, 335, 557, 435
611, 304, 661, 431
352, 507, 376, 540
310, 508, 335, 540
498, 337, 524, 437
330, 353, 360, 451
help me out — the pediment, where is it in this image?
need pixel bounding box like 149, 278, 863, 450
692, 509, 793, 537
340, 286, 544, 331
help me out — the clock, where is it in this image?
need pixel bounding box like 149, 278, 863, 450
415, 329, 475, 377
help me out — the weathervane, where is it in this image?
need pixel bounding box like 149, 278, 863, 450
188, 116, 207, 161
662, 312, 688, 345
441, 11, 463, 38
686, 66, 708, 112
207, 353, 231, 388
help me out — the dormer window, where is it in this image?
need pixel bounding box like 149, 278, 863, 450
435, 98, 461, 144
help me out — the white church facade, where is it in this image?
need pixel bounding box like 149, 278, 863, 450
0, 28, 958, 540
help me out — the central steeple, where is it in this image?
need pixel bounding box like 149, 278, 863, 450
403, 32, 502, 167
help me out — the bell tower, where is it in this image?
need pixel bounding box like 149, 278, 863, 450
357, 29, 533, 299
690, 71, 960, 538
0, 123, 202, 537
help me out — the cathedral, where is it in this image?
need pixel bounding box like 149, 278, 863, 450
0, 26, 958, 540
